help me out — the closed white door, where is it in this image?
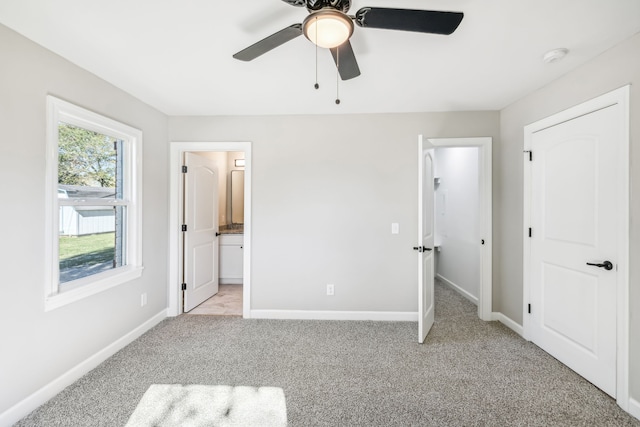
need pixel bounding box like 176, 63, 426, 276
528, 104, 621, 397
417, 137, 435, 343
183, 152, 219, 312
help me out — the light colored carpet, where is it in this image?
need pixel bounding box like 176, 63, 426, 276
125, 384, 286, 427
14, 281, 640, 426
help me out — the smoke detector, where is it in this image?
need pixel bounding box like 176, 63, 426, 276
543, 48, 569, 64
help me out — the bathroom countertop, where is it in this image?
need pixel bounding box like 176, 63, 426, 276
220, 225, 244, 235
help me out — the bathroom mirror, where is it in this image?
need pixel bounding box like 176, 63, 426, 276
230, 170, 244, 225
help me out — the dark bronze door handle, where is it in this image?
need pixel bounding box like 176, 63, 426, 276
586, 261, 613, 271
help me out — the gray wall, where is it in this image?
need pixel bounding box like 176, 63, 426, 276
498, 32, 640, 403
0, 24, 169, 416
434, 147, 481, 300
169, 113, 500, 312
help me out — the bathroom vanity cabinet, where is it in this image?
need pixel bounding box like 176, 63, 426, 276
219, 234, 243, 284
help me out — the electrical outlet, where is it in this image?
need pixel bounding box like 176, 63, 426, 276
141, 293, 147, 307
326, 284, 334, 296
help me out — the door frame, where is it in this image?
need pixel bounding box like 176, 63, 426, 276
423, 136, 493, 321
522, 86, 630, 409
168, 141, 252, 318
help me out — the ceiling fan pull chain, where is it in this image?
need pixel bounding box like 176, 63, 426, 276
314, 17, 319, 90
335, 47, 341, 105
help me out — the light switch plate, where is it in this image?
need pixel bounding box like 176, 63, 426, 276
391, 223, 399, 234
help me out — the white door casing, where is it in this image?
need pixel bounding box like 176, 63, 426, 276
523, 86, 629, 406
418, 136, 435, 343
183, 152, 220, 312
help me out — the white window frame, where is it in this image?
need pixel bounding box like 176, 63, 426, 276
44, 96, 143, 311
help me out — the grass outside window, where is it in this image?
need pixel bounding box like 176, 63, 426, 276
59, 232, 115, 269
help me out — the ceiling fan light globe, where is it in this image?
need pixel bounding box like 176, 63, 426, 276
303, 10, 354, 49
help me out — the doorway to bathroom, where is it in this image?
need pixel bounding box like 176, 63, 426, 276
184, 151, 245, 315
168, 142, 252, 318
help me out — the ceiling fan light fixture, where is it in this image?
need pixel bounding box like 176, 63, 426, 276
303, 9, 354, 49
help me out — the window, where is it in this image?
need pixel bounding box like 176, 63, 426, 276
45, 96, 142, 310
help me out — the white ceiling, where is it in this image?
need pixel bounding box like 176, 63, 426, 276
1, 0, 639, 116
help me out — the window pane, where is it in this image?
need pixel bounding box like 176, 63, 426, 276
59, 206, 126, 283
57, 123, 119, 200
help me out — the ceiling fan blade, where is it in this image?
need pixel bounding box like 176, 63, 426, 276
233, 24, 303, 61
355, 8, 463, 35
330, 41, 361, 80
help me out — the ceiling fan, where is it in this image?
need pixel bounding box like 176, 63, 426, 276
233, 0, 464, 80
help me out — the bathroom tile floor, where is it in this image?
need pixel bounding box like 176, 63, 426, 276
187, 284, 243, 316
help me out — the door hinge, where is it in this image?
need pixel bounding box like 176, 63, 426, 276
528, 227, 532, 238
182, 165, 188, 173
524, 150, 532, 161
181, 224, 187, 232
528, 304, 531, 314
181, 283, 187, 291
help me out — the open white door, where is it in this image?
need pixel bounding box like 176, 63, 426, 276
417, 135, 435, 343
183, 152, 220, 312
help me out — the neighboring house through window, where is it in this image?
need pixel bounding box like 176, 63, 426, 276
45, 96, 143, 310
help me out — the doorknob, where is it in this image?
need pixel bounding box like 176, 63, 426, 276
586, 261, 613, 271
412, 246, 433, 253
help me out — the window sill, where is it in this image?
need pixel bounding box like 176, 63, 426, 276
45, 266, 144, 312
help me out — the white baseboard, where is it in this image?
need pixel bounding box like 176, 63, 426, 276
0, 310, 167, 427
250, 309, 418, 322
629, 397, 640, 421
491, 312, 523, 336
436, 274, 479, 305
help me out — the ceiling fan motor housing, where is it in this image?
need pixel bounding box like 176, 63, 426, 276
305, 0, 351, 13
